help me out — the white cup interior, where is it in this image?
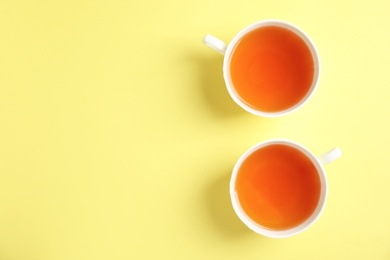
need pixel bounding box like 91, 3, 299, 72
223, 20, 321, 117
230, 139, 328, 238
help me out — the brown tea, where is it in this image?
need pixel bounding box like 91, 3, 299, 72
235, 144, 321, 230
229, 26, 315, 112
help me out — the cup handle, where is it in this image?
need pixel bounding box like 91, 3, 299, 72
318, 147, 342, 165
203, 34, 227, 55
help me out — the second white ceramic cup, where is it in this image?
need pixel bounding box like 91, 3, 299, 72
230, 139, 342, 238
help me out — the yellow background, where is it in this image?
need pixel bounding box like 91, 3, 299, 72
0, 0, 389, 259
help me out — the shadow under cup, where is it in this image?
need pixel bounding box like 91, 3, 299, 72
230, 140, 328, 238
223, 20, 320, 117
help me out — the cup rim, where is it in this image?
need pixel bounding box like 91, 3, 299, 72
230, 139, 328, 238
223, 19, 321, 117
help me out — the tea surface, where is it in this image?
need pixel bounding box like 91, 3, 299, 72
235, 144, 321, 230
230, 26, 315, 112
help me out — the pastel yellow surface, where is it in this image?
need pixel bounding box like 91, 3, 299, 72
0, 0, 389, 259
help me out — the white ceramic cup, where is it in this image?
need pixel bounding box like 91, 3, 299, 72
203, 20, 320, 117
230, 139, 341, 238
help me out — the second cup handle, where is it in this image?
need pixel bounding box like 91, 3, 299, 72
318, 148, 342, 165
203, 34, 227, 55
